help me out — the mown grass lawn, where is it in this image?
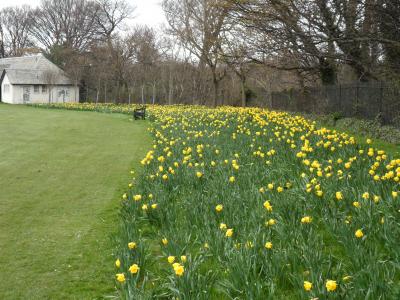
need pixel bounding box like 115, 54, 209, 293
0, 104, 151, 299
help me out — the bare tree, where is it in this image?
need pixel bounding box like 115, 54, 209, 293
0, 6, 34, 57
94, 0, 134, 43
30, 0, 100, 53
163, 0, 231, 106
219, 22, 254, 106
42, 69, 59, 103
0, 12, 5, 58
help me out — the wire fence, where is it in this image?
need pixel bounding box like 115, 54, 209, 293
268, 82, 400, 126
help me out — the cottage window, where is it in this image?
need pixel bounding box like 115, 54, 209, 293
3, 84, 10, 93
34, 85, 40, 93
42, 85, 47, 93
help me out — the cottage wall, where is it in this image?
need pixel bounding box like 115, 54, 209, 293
1, 74, 14, 103
8, 84, 79, 104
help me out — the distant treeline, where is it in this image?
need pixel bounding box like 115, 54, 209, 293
1, 1, 399, 106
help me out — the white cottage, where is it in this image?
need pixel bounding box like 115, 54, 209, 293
0, 54, 79, 104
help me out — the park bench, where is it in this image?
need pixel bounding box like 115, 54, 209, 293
133, 106, 146, 120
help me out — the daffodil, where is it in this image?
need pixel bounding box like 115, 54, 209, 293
266, 219, 276, 226
128, 242, 137, 250
326, 280, 337, 292
362, 192, 369, 199
301, 216, 312, 224
173, 264, 184, 276
116, 273, 125, 283
303, 281, 312, 291
263, 200, 273, 211
355, 229, 364, 238
225, 228, 233, 237
129, 264, 140, 274
115, 259, 121, 268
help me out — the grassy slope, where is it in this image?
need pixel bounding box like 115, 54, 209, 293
0, 104, 151, 299
304, 115, 400, 156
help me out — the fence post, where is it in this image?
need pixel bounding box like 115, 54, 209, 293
270, 91, 273, 109
380, 81, 384, 123
355, 83, 359, 116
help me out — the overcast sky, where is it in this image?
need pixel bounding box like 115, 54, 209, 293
0, 0, 166, 29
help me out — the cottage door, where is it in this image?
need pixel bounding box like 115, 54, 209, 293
57, 89, 66, 103
23, 86, 30, 103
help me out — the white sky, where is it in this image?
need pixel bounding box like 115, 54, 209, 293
0, 0, 166, 29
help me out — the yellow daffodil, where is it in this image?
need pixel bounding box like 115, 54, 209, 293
336, 191, 343, 200
362, 192, 369, 199
301, 216, 312, 224
115, 259, 121, 268
116, 273, 125, 283
263, 200, 273, 211
129, 264, 140, 274
266, 219, 276, 226
128, 242, 137, 250
355, 229, 364, 238
326, 280, 337, 292
225, 228, 233, 237
215, 204, 223, 212
303, 281, 312, 291
173, 264, 184, 276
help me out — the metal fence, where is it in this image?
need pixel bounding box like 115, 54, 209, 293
268, 82, 400, 126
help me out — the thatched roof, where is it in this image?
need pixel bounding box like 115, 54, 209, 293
0, 54, 73, 85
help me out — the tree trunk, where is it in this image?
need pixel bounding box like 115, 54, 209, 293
168, 71, 173, 105
319, 58, 337, 85
74, 79, 78, 102
104, 82, 107, 103
141, 85, 145, 105
212, 72, 219, 107
96, 79, 100, 104
152, 83, 156, 105
240, 76, 246, 107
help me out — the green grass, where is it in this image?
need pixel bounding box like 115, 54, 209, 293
318, 124, 400, 156
303, 113, 400, 156
0, 104, 151, 299
112, 105, 399, 299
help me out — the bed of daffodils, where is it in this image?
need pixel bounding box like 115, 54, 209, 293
39, 103, 400, 299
